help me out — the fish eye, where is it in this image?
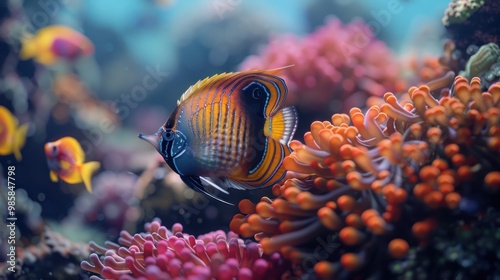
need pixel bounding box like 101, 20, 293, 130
163, 130, 175, 141
51, 145, 58, 155
252, 88, 262, 99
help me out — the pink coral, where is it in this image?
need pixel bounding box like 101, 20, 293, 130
63, 172, 141, 234
239, 18, 406, 113
81, 219, 290, 280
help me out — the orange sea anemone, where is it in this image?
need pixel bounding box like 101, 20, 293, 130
231, 76, 500, 279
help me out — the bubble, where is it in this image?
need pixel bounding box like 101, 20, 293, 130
452, 49, 462, 60
466, 45, 479, 56
37, 193, 46, 201
183, 189, 195, 199
485, 72, 495, 82
204, 205, 218, 220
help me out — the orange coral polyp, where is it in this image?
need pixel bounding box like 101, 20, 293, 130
247, 214, 279, 233
445, 192, 461, 209
485, 171, 500, 190
419, 166, 440, 182
345, 213, 363, 228
238, 199, 256, 215
339, 226, 365, 246
366, 216, 388, 235
340, 252, 363, 271
388, 239, 409, 259
317, 207, 342, 230
337, 195, 356, 212
314, 261, 338, 279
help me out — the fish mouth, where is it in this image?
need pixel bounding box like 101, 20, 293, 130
138, 131, 162, 152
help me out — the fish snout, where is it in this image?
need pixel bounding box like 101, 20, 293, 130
138, 132, 161, 152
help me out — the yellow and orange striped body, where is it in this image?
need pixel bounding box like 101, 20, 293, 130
139, 69, 298, 203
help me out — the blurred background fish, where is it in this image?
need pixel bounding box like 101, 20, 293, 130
19, 25, 94, 66
0, 105, 28, 161
140, 69, 297, 204
44, 136, 100, 193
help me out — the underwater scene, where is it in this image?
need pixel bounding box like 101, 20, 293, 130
1, 0, 500, 279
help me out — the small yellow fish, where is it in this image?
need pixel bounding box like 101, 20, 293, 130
20, 25, 94, 66
44, 137, 100, 193
0, 106, 28, 161
139, 68, 298, 204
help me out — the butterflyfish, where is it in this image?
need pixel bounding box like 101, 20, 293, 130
139, 69, 298, 204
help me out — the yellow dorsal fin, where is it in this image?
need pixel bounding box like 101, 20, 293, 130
264, 106, 298, 145
260, 65, 294, 76
177, 66, 294, 105
177, 72, 235, 105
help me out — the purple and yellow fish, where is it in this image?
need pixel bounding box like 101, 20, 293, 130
20, 25, 94, 66
44, 137, 100, 193
0, 106, 28, 161
139, 69, 298, 204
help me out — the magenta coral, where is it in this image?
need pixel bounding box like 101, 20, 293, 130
81, 219, 289, 280
64, 171, 141, 234
239, 18, 406, 113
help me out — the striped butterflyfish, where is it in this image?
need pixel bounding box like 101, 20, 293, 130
139, 68, 298, 205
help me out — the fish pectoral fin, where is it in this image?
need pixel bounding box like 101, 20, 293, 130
49, 171, 59, 182
180, 176, 234, 206
199, 177, 229, 194
264, 106, 298, 145
13, 123, 29, 161
219, 178, 249, 190
60, 160, 71, 170
80, 161, 101, 193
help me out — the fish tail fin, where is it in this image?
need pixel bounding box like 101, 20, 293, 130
12, 123, 28, 161
80, 161, 100, 193
234, 137, 291, 189
264, 106, 298, 145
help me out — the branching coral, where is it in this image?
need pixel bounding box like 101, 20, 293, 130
443, 0, 500, 67
81, 219, 290, 279
230, 76, 500, 278
239, 18, 405, 113
442, 0, 486, 26
64, 171, 142, 235
1, 226, 90, 279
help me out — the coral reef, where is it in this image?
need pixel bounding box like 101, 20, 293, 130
63, 171, 142, 235
458, 43, 500, 92
443, 0, 500, 70
81, 219, 290, 279
230, 76, 500, 278
1, 226, 91, 279
442, 0, 486, 26
239, 18, 406, 114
